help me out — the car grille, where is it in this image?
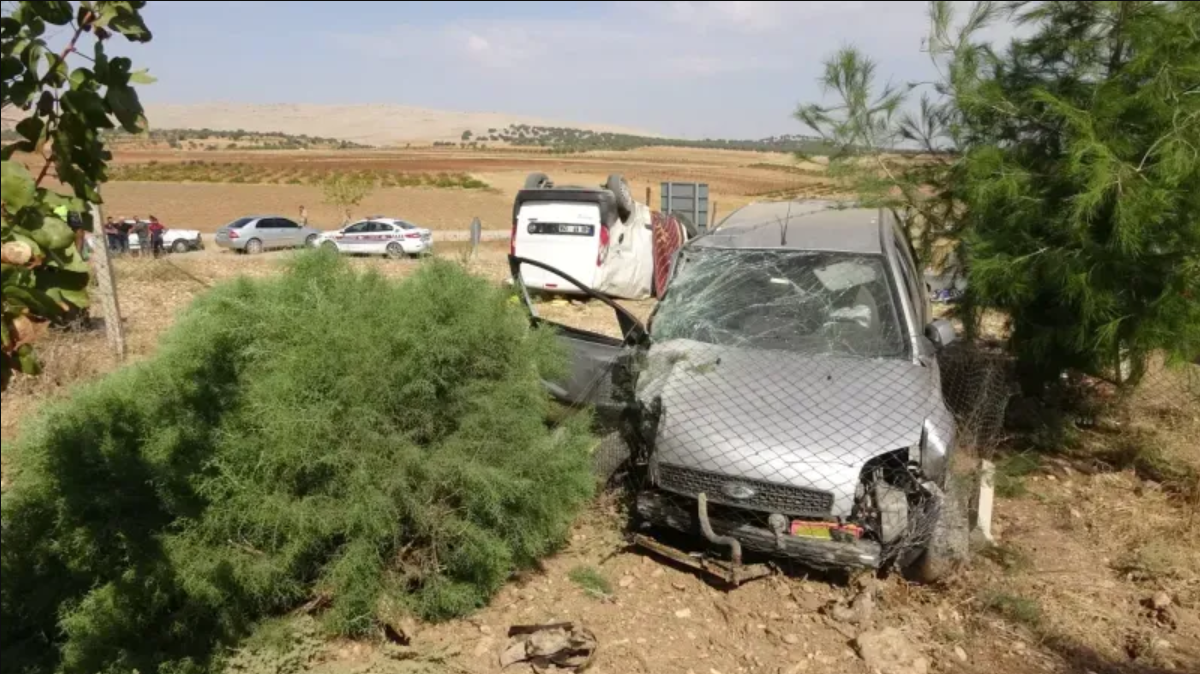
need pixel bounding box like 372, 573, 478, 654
656, 464, 834, 517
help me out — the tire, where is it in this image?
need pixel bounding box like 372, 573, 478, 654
524, 172, 553, 189
607, 174, 634, 221
385, 242, 405, 260
674, 213, 700, 239
171, 240, 189, 254
907, 475, 971, 583
321, 241, 339, 253
246, 239, 263, 255
305, 234, 318, 248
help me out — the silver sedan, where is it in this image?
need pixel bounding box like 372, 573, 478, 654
213, 216, 324, 254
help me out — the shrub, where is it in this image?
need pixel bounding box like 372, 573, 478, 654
1, 254, 595, 673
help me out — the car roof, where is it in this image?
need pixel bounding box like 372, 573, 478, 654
695, 201, 887, 255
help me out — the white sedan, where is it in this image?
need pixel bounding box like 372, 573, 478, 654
316, 218, 433, 258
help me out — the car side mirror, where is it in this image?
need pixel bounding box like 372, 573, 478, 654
925, 319, 957, 350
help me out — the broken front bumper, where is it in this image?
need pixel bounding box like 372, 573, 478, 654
636, 489, 883, 573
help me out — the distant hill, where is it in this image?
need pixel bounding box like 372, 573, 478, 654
137, 103, 658, 147
3, 103, 837, 153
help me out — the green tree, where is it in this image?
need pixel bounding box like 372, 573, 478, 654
461, 129, 473, 142
321, 172, 374, 225
1, 0, 153, 389
797, 1, 1200, 391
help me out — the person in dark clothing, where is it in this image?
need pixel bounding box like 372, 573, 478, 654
117, 217, 132, 254
104, 217, 121, 252
148, 215, 165, 258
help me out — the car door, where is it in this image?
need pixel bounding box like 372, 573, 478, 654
366, 221, 397, 254
336, 221, 371, 253
271, 218, 304, 248
250, 218, 281, 249
509, 255, 646, 415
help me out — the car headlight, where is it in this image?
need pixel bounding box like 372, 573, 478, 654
919, 416, 956, 480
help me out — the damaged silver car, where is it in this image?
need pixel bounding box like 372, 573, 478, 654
510, 201, 970, 584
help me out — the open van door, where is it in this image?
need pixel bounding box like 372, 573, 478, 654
509, 255, 647, 415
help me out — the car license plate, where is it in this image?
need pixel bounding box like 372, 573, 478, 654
529, 223, 594, 236
790, 522, 834, 540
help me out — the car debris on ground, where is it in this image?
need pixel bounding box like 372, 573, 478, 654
499, 622, 598, 672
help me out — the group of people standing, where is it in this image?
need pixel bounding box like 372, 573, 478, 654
102, 215, 166, 257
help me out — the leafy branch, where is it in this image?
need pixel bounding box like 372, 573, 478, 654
1, 0, 153, 388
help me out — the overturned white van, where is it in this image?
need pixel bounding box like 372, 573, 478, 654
510, 173, 691, 300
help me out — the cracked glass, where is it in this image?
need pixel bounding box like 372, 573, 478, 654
651, 248, 908, 360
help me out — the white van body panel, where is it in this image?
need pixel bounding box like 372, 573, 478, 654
514, 201, 603, 293
594, 202, 654, 299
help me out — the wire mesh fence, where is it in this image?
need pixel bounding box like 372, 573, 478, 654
509, 203, 1192, 584
512, 236, 982, 582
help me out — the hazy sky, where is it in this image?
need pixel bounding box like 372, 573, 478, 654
117, 1, 963, 138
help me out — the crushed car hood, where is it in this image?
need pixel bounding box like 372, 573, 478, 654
638, 340, 940, 471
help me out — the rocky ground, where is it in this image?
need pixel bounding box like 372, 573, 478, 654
3, 250, 1196, 674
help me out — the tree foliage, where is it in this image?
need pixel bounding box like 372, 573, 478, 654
1, 0, 153, 388
321, 171, 374, 225
798, 1, 1200, 389
1, 253, 595, 673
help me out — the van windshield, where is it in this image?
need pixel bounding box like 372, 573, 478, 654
652, 248, 908, 359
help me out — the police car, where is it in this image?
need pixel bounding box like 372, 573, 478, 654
315, 217, 433, 258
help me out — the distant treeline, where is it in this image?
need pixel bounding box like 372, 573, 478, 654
102, 128, 370, 150
472, 124, 841, 154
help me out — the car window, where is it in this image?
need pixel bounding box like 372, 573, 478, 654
343, 222, 370, 234
652, 248, 908, 360
274, 219, 299, 230
227, 217, 253, 229
364, 221, 388, 233
255, 219, 276, 229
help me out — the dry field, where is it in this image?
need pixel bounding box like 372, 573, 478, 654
1, 244, 1196, 674
95, 146, 838, 232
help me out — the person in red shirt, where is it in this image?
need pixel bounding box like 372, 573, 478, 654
148, 215, 166, 258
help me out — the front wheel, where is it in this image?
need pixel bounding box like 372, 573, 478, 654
321, 241, 339, 253
385, 242, 405, 260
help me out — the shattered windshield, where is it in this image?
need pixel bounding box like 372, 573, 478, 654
651, 248, 908, 359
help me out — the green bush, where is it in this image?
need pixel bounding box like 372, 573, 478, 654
1, 253, 595, 674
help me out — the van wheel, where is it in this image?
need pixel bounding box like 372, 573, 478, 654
524, 172, 553, 189
607, 174, 634, 220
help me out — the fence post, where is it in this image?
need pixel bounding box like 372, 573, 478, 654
469, 217, 482, 259
88, 200, 126, 361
